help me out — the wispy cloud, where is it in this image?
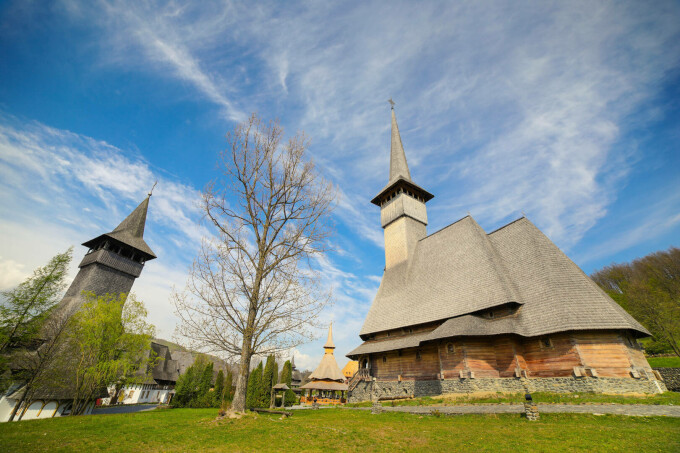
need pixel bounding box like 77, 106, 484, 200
3, 0, 679, 361
60, 0, 680, 250
0, 113, 206, 335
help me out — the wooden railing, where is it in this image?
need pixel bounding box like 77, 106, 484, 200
348, 368, 371, 392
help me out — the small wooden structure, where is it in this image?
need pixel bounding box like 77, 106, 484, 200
272, 383, 290, 408
300, 324, 348, 405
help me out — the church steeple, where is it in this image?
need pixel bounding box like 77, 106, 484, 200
58, 192, 157, 315
372, 105, 434, 269
389, 108, 411, 182
82, 194, 156, 261
371, 106, 433, 207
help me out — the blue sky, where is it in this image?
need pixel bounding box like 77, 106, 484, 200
1, 1, 679, 371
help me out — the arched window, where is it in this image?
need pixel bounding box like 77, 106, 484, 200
382, 355, 387, 363
446, 343, 455, 354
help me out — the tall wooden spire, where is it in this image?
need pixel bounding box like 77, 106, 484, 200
389, 108, 411, 182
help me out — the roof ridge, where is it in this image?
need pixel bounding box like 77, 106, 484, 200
419, 214, 472, 242
466, 216, 523, 305
487, 216, 527, 236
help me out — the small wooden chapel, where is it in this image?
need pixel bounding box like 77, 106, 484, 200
300, 324, 348, 405
346, 106, 666, 402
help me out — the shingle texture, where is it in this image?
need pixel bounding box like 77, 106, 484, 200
83, 196, 156, 259
389, 108, 411, 182
358, 216, 648, 341
307, 325, 346, 383
347, 331, 431, 357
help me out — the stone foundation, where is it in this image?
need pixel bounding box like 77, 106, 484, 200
654, 368, 680, 392
348, 377, 667, 403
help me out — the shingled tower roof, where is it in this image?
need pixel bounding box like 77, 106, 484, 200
305, 324, 346, 384
389, 108, 411, 182
83, 195, 156, 260
371, 106, 433, 206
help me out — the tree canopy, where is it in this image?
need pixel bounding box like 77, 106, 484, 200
0, 248, 73, 392
591, 246, 680, 356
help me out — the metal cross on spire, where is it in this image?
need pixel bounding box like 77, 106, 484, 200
388, 98, 395, 109
148, 181, 158, 197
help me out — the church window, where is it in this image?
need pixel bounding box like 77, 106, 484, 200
488, 311, 495, 319
382, 355, 387, 363
416, 350, 422, 360
446, 343, 455, 354
539, 337, 553, 349
398, 350, 402, 357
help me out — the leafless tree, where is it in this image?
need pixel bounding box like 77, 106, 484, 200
173, 113, 336, 412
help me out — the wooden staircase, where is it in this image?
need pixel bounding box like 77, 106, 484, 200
348, 368, 371, 392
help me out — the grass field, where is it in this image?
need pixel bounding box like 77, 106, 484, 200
648, 356, 680, 368
347, 391, 680, 407
0, 407, 678, 452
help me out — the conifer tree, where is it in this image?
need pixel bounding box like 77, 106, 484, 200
172, 363, 195, 407
280, 360, 296, 406
1, 248, 72, 393
246, 361, 263, 409
213, 369, 224, 407
262, 355, 278, 408
197, 362, 214, 407
224, 369, 233, 402
280, 360, 291, 385
173, 355, 209, 408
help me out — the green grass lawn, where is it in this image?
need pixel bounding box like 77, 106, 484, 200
347, 391, 680, 407
648, 356, 680, 368
0, 407, 678, 452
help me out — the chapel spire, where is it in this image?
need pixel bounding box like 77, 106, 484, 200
324, 323, 335, 350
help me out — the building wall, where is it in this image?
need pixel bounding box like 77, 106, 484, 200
104, 383, 174, 406
383, 216, 427, 269
366, 331, 652, 382
59, 261, 137, 314
349, 376, 666, 403
0, 396, 94, 422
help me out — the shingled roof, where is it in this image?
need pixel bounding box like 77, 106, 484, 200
82, 195, 156, 260
356, 216, 648, 343
304, 324, 347, 384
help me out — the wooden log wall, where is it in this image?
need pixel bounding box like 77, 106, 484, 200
368, 330, 650, 381
370, 343, 440, 381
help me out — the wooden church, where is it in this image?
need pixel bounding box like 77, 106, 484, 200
346, 107, 665, 402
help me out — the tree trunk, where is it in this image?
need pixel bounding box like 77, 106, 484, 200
231, 337, 253, 412
8, 379, 33, 422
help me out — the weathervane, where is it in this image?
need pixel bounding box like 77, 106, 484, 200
388, 98, 395, 109
148, 181, 158, 197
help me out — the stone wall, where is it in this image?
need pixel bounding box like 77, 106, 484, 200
654, 368, 680, 392
348, 376, 667, 403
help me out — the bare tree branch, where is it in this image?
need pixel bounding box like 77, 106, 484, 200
173, 113, 336, 412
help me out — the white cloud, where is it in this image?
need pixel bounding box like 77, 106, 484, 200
61, 0, 680, 251
0, 256, 27, 291
4, 0, 680, 362
0, 114, 205, 337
